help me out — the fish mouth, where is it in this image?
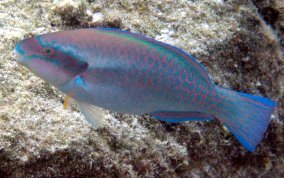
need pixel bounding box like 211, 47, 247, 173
13, 42, 25, 64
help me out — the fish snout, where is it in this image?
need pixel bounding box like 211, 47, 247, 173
14, 37, 39, 66
13, 49, 24, 65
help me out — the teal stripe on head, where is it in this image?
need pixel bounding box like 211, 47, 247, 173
15, 41, 25, 55
35, 36, 45, 47
35, 35, 86, 66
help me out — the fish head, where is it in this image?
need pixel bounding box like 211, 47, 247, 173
14, 34, 88, 87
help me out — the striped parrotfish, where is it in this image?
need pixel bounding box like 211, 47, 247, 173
14, 28, 276, 151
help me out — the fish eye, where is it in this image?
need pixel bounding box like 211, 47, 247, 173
43, 47, 54, 56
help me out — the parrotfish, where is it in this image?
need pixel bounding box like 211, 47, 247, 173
14, 28, 276, 151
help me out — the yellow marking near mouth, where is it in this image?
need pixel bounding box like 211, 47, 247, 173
63, 95, 71, 110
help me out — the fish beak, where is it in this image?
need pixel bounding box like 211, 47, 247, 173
13, 49, 24, 64
13, 43, 25, 64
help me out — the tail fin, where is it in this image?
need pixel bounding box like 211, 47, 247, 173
212, 86, 276, 151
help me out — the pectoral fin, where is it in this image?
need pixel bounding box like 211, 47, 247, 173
77, 102, 105, 128
62, 75, 86, 110
63, 95, 71, 110
151, 111, 214, 123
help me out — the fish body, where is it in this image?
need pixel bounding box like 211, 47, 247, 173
30, 29, 212, 115
15, 28, 276, 151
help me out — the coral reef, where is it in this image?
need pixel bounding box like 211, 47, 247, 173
252, 0, 284, 48
0, 0, 283, 177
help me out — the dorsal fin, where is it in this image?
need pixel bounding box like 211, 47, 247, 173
95, 27, 213, 84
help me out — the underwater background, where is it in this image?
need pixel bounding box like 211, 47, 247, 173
0, 0, 283, 177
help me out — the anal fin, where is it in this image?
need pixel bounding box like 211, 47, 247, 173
151, 111, 214, 123
77, 102, 105, 128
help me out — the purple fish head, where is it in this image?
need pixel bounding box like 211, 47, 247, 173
14, 35, 88, 87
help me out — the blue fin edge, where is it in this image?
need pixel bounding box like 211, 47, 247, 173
237, 92, 276, 108
225, 125, 256, 152
154, 116, 213, 123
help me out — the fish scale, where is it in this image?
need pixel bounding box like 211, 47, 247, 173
15, 28, 276, 151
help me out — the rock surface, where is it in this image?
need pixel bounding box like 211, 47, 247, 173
0, 0, 283, 177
